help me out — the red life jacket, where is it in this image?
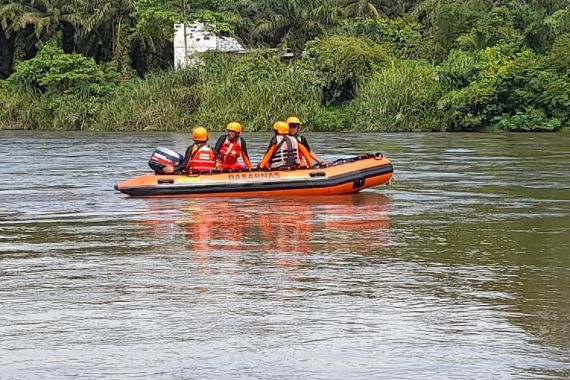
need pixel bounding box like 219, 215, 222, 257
220, 161, 246, 170
186, 144, 215, 172
219, 137, 243, 165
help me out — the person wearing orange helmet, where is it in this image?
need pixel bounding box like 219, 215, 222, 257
213, 122, 252, 170
163, 126, 216, 173
286, 116, 324, 165
258, 121, 312, 169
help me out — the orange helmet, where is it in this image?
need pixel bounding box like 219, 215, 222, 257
226, 122, 242, 133
273, 121, 289, 135
192, 126, 208, 142
286, 116, 302, 126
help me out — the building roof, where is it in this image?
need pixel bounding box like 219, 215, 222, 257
216, 36, 245, 52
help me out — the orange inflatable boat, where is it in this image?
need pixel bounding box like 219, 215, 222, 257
114, 153, 393, 197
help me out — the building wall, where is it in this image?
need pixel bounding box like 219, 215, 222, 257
174, 22, 245, 68
174, 22, 217, 68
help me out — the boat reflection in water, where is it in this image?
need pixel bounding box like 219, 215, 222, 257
139, 192, 391, 258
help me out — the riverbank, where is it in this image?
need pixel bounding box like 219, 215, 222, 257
2, 41, 570, 133
3, 1, 570, 133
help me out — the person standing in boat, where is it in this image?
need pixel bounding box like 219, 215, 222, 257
286, 116, 324, 166
258, 121, 312, 169
213, 122, 252, 170
163, 127, 216, 174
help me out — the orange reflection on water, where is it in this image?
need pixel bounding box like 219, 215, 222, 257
140, 193, 391, 255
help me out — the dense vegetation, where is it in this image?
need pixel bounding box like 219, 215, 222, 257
1, 0, 570, 132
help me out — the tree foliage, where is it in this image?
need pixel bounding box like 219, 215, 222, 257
298, 36, 387, 105
8, 42, 118, 95
1, 0, 570, 131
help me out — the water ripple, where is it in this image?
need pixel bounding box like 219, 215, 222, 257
0, 131, 569, 380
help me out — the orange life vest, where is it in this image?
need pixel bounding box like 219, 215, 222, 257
186, 144, 215, 172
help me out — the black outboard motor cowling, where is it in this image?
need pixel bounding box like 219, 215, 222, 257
148, 147, 183, 174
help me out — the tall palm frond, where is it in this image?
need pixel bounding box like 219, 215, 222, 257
408, 0, 440, 21
0, 0, 85, 46
342, 0, 385, 19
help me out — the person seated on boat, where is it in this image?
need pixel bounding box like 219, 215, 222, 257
264, 119, 304, 152
163, 127, 216, 174
258, 121, 312, 169
287, 116, 325, 166
213, 122, 252, 170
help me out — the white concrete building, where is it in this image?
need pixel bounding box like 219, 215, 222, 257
174, 21, 245, 68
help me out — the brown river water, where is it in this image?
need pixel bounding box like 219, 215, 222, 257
0, 131, 569, 379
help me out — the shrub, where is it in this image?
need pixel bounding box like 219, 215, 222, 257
550, 33, 570, 71
438, 50, 481, 88
340, 18, 426, 59
8, 42, 118, 96
349, 60, 443, 131
192, 53, 321, 131
297, 36, 387, 105
456, 7, 523, 52
492, 108, 562, 131
439, 47, 569, 131
94, 69, 200, 131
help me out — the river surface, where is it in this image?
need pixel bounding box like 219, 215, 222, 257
0, 131, 569, 379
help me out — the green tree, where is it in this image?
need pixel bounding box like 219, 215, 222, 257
0, 24, 15, 78
0, 0, 86, 52
544, 0, 570, 35
507, 0, 549, 52
438, 46, 569, 131
131, 5, 180, 73
0, 0, 86, 77
549, 32, 570, 69
80, 0, 135, 75
8, 42, 118, 95
456, 7, 522, 51
298, 36, 387, 104
410, 0, 484, 55
342, 0, 384, 18
250, 0, 348, 51
438, 49, 480, 88
339, 18, 425, 58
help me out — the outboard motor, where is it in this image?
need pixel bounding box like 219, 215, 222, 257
148, 147, 183, 174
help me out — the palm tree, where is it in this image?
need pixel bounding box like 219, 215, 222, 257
0, 0, 86, 52
0, 25, 15, 78
79, 0, 135, 74
218, 0, 266, 45
409, 0, 488, 53
251, 0, 348, 51
0, 0, 86, 77
342, 0, 385, 18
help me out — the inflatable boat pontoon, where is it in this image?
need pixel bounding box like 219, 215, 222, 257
114, 153, 393, 197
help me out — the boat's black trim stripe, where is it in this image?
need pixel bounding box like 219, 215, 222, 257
120, 163, 393, 196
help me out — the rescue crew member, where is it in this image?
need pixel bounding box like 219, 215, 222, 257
213, 122, 252, 170
163, 126, 215, 173
258, 121, 312, 169
286, 116, 324, 165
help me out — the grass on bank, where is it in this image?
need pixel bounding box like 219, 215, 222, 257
1, 36, 569, 132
